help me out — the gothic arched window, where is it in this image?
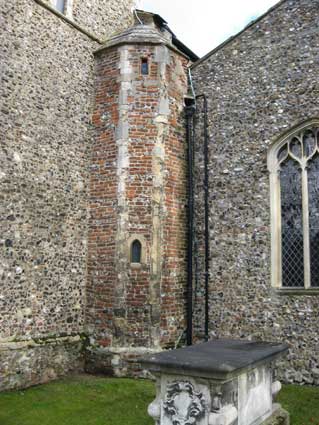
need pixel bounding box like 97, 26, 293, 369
268, 120, 319, 290
131, 239, 142, 264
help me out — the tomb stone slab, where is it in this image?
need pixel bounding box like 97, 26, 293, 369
140, 339, 289, 425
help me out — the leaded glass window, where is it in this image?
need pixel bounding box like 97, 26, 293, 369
268, 122, 319, 289
280, 157, 304, 287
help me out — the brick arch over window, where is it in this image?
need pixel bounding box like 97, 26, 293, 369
268, 119, 319, 290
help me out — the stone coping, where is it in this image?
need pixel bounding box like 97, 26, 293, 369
95, 25, 191, 60
140, 339, 288, 381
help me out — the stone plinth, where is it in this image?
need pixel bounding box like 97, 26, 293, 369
140, 339, 289, 425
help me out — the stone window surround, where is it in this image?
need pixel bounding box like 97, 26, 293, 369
127, 234, 147, 269
131, 239, 142, 263
33, 0, 102, 43
50, 0, 73, 18
140, 57, 150, 76
268, 118, 319, 294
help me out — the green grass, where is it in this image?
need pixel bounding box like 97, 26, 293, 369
0, 375, 155, 425
278, 384, 319, 425
0, 376, 319, 425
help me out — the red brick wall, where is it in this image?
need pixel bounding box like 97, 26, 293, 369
88, 41, 189, 361
161, 53, 189, 347
126, 46, 157, 347
87, 46, 120, 348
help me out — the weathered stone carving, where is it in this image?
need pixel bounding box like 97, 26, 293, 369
210, 391, 238, 425
209, 405, 238, 425
163, 381, 206, 425
272, 381, 282, 400
211, 392, 222, 412
148, 382, 161, 425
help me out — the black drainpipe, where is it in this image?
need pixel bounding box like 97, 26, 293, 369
185, 97, 196, 346
196, 94, 209, 342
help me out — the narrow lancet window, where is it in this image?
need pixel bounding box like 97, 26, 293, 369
131, 240, 142, 263
141, 58, 149, 75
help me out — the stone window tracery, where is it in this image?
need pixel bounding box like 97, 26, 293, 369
268, 120, 319, 290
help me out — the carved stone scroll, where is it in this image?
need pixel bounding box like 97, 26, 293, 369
163, 381, 206, 425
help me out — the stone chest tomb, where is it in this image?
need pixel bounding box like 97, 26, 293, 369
141, 339, 289, 425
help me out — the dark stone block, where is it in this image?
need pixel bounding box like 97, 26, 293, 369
140, 339, 288, 380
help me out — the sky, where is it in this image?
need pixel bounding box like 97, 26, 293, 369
136, 0, 279, 57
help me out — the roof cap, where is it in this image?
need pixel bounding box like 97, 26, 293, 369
95, 9, 199, 62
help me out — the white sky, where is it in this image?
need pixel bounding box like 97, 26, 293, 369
136, 0, 279, 57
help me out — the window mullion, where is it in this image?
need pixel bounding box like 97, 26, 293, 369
270, 169, 282, 288
302, 164, 311, 288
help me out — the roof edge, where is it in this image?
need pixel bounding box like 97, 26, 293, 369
135, 9, 199, 61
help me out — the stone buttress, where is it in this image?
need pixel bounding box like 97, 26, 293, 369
87, 13, 191, 375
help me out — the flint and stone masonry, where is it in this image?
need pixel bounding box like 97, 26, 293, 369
192, 0, 319, 385
2, 0, 319, 393
0, 0, 133, 391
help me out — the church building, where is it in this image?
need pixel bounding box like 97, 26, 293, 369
1, 0, 319, 391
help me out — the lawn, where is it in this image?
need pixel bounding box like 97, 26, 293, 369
0, 375, 154, 425
0, 375, 318, 425
277, 384, 319, 425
